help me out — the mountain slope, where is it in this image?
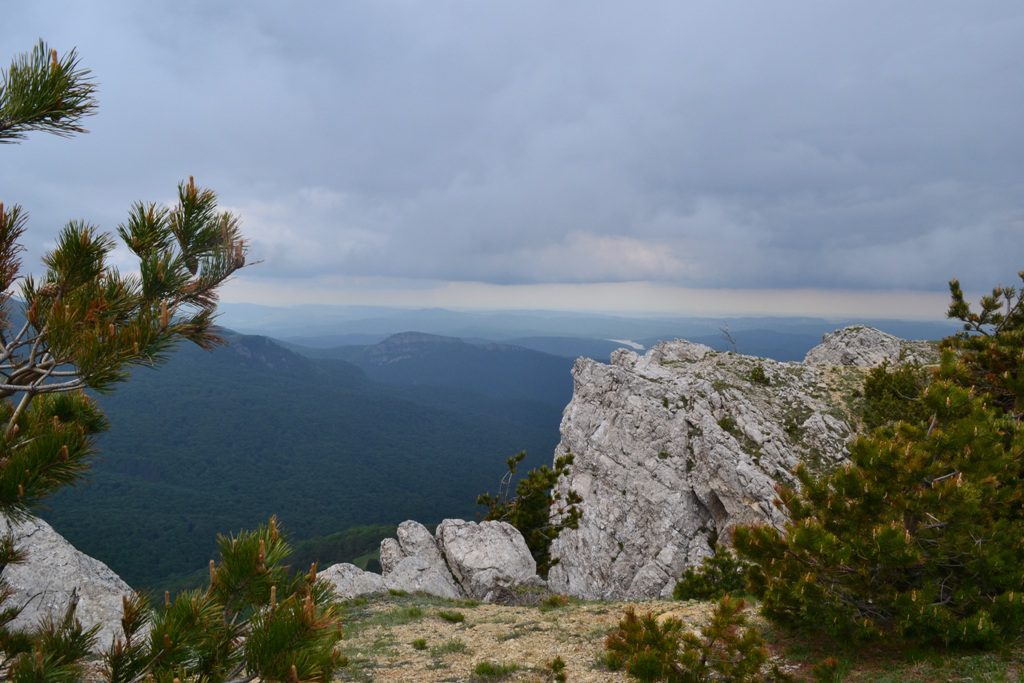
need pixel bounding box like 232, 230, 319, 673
293, 332, 575, 409
41, 333, 562, 589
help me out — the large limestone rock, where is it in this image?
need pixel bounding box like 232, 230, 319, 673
436, 519, 541, 601
378, 519, 545, 602
0, 515, 131, 651
320, 563, 385, 599
804, 326, 936, 367
380, 521, 463, 599
547, 327, 937, 600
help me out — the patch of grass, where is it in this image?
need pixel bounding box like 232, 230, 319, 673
344, 604, 425, 639
436, 609, 465, 623
717, 414, 739, 435
765, 624, 1024, 682
430, 639, 469, 656
497, 621, 547, 641
387, 588, 407, 597
411, 638, 427, 651
538, 594, 571, 612
473, 660, 520, 678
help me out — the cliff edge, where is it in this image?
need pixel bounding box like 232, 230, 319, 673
547, 326, 936, 599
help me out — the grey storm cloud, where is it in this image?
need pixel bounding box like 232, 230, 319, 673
1, 1, 1022, 296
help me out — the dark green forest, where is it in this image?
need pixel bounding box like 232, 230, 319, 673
40, 332, 565, 590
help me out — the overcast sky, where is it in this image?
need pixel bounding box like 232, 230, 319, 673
2, 2, 1022, 318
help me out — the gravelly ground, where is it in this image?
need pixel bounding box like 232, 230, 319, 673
333, 592, 712, 682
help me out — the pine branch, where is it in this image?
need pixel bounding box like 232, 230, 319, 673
0, 41, 97, 143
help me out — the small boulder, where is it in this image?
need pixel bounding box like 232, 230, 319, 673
436, 519, 542, 601
320, 563, 385, 600
379, 521, 463, 599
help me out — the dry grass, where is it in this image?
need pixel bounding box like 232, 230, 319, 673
334, 592, 709, 682
332, 592, 1024, 682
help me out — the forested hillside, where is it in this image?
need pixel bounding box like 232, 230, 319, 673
41, 332, 566, 590
301, 332, 574, 408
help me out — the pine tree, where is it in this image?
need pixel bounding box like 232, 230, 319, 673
0, 41, 344, 681
477, 450, 582, 577
734, 272, 1024, 646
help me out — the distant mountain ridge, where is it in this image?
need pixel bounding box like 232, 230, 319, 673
289, 331, 574, 409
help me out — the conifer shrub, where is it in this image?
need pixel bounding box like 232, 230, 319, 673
605, 597, 782, 682
860, 361, 929, 431
103, 517, 344, 682
749, 363, 771, 386
477, 450, 583, 577
0, 41, 349, 680
546, 655, 567, 682
673, 545, 750, 601
809, 657, 843, 683
676, 596, 778, 682
604, 607, 685, 681
734, 273, 1024, 647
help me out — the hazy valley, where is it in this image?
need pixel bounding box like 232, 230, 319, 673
39, 308, 955, 592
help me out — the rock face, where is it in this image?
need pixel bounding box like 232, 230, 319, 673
378, 519, 544, 601
804, 326, 936, 367
0, 515, 131, 651
547, 327, 936, 600
320, 563, 386, 599
436, 520, 541, 601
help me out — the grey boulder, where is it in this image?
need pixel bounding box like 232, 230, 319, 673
379, 521, 463, 599
436, 519, 542, 601
319, 563, 385, 599
0, 515, 132, 651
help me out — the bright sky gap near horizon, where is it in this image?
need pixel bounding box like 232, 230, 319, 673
3, 3, 1022, 319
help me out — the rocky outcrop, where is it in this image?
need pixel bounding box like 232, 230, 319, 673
436, 520, 541, 601
320, 563, 386, 599
804, 326, 936, 367
380, 521, 464, 599
378, 519, 544, 601
547, 326, 936, 600
0, 515, 131, 651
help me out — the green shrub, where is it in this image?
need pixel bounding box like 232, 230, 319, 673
673, 545, 749, 601
102, 517, 343, 683
811, 657, 844, 682
604, 607, 684, 681
861, 361, 929, 431
437, 609, 465, 623
411, 638, 428, 650
539, 594, 571, 612
547, 655, 567, 682
477, 450, 583, 577
605, 597, 780, 682
735, 273, 1024, 647
676, 596, 777, 682
473, 660, 520, 677
750, 363, 771, 386
718, 415, 739, 435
